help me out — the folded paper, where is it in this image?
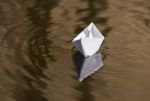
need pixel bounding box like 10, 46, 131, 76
72, 23, 104, 57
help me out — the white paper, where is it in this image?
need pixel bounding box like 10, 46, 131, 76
72, 23, 104, 57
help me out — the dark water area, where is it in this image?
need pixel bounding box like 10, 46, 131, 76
0, 0, 150, 101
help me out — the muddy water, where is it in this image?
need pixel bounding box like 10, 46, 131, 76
0, 0, 150, 101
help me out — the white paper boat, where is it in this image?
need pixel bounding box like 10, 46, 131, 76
79, 52, 103, 81
72, 23, 104, 57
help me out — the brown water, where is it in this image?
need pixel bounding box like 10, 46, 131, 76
0, 0, 150, 101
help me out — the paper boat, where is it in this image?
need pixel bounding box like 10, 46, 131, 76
79, 52, 103, 81
72, 23, 104, 57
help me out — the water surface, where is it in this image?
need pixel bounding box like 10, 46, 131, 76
0, 0, 150, 101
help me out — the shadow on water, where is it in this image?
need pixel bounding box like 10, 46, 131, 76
75, 77, 95, 101
14, 88, 47, 101
144, 19, 150, 28
75, 0, 112, 37
72, 51, 95, 101
72, 51, 84, 78
72, 51, 107, 101
27, 0, 58, 63
73, 0, 111, 101
76, 0, 108, 24
145, 7, 150, 27
13, 70, 48, 101
2, 0, 59, 101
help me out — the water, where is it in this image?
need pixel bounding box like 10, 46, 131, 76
0, 0, 150, 101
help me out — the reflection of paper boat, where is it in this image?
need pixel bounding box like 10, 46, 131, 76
79, 52, 103, 81
72, 23, 104, 57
